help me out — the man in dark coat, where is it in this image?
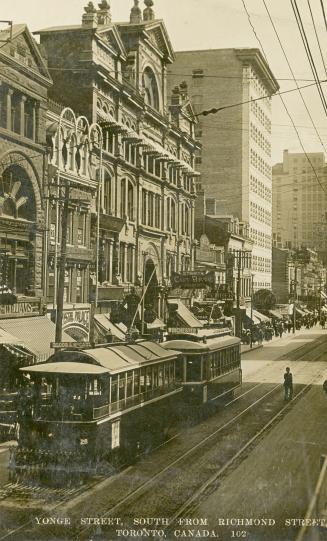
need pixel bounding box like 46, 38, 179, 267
284, 367, 293, 401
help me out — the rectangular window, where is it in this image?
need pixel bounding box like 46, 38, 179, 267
77, 213, 87, 246
126, 245, 133, 283
155, 195, 161, 228
63, 269, 71, 303
142, 189, 147, 225
76, 268, 84, 303
148, 192, 154, 226
66, 210, 74, 245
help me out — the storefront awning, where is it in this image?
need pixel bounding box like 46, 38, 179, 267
94, 314, 125, 341
252, 309, 271, 323
269, 309, 283, 320
0, 328, 24, 345
0, 317, 74, 362
167, 299, 203, 328
146, 318, 166, 330
245, 308, 261, 325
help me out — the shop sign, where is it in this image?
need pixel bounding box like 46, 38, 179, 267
62, 308, 91, 331
50, 342, 92, 349
0, 298, 42, 319
171, 271, 215, 289
167, 327, 198, 334
216, 284, 235, 301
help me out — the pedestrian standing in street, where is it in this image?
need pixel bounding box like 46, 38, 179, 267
283, 367, 293, 401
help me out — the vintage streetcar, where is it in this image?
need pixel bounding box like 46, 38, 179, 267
163, 334, 242, 404
12, 334, 241, 485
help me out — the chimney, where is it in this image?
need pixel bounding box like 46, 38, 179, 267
179, 81, 188, 102
130, 0, 142, 24
171, 86, 181, 106
143, 0, 155, 21
97, 0, 111, 25
82, 1, 98, 27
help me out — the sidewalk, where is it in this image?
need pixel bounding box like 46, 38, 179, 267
241, 324, 323, 355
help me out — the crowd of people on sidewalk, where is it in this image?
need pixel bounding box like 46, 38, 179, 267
241, 312, 326, 347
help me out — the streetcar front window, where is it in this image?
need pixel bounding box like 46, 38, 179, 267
186, 355, 202, 381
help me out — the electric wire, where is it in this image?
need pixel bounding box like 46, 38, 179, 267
307, 0, 327, 79
320, 0, 327, 32
262, 0, 327, 155
241, 0, 327, 195
291, 0, 327, 117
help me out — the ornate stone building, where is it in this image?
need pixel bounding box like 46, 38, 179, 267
36, 0, 200, 324
0, 23, 51, 296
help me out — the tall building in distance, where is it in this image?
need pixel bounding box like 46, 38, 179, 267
168, 48, 279, 291
272, 150, 327, 259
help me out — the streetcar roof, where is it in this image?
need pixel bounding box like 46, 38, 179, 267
20, 362, 110, 375
29, 341, 180, 375
163, 335, 240, 353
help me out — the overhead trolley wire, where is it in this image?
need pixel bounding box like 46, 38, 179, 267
262, 0, 327, 155
320, 0, 327, 32
291, 0, 327, 117
307, 0, 327, 79
240, 0, 327, 195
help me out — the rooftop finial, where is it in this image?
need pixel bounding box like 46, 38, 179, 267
82, 1, 98, 27
84, 1, 96, 13
143, 0, 155, 21
130, 0, 142, 24
97, 0, 111, 24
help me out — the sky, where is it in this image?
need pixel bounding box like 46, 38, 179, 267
2, 0, 327, 164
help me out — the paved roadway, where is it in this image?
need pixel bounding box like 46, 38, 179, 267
0, 326, 326, 541
188, 326, 327, 541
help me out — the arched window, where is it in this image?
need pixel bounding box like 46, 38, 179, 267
171, 199, 176, 231
127, 181, 134, 220
69, 135, 76, 171
120, 178, 126, 218
120, 178, 134, 220
181, 203, 190, 236
142, 67, 160, 110
185, 204, 190, 235
81, 141, 88, 175
0, 165, 36, 221
166, 197, 176, 232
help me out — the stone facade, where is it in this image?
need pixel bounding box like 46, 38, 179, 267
36, 2, 199, 321
0, 24, 52, 296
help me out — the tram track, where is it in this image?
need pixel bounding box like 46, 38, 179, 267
71, 380, 327, 538
0, 334, 326, 540
0, 380, 295, 541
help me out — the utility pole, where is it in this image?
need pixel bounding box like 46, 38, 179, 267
141, 252, 147, 336
55, 182, 70, 343
291, 262, 298, 334
236, 250, 241, 310
250, 273, 254, 349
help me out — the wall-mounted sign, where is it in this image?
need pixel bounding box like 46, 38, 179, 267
0, 298, 42, 319
62, 308, 90, 330
50, 342, 92, 349
216, 284, 235, 301
171, 271, 215, 289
